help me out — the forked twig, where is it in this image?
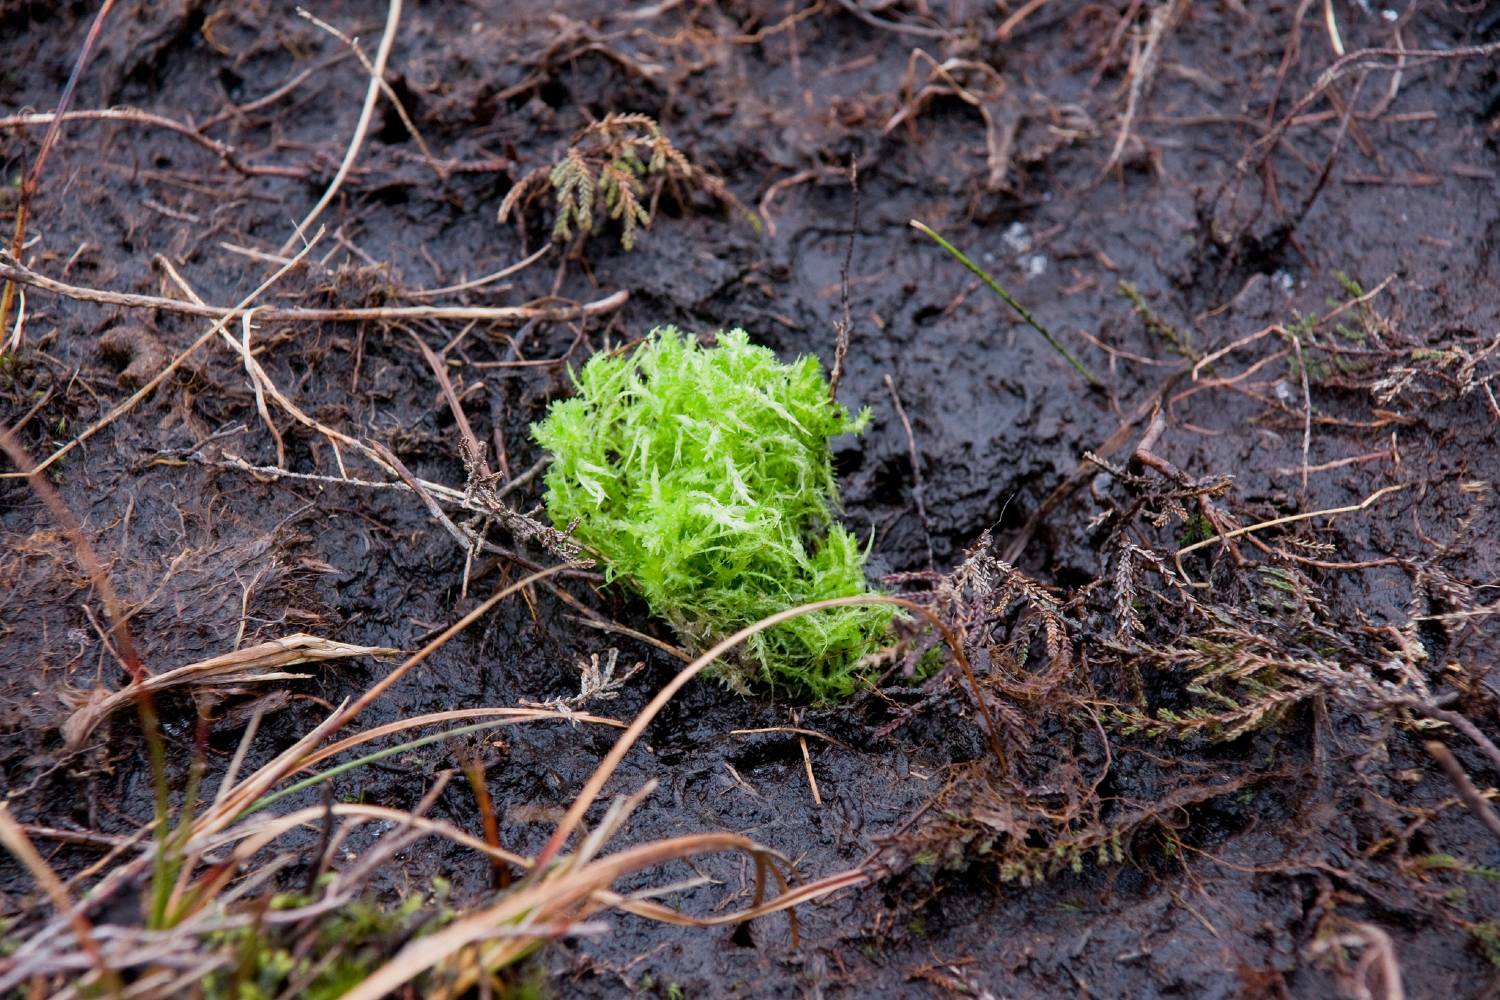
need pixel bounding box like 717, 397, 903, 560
279, 0, 403, 255
0, 234, 323, 480
1175, 483, 1406, 586
297, 5, 445, 181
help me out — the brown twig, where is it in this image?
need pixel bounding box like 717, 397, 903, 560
0, 0, 118, 348
884, 374, 935, 570
1100, 0, 1183, 177
828, 158, 858, 401
1425, 741, 1500, 843
279, 0, 403, 255
1175, 483, 1406, 587
0, 235, 322, 480
0, 109, 307, 179
0, 253, 628, 325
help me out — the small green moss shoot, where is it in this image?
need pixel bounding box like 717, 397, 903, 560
532, 327, 892, 699
204, 886, 459, 1000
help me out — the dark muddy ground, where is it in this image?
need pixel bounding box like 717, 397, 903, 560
3, 1, 1500, 997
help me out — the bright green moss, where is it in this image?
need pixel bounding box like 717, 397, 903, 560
532, 327, 892, 699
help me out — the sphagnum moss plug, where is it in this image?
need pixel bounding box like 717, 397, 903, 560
532, 327, 892, 699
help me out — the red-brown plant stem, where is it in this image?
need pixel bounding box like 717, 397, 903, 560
0, 0, 118, 346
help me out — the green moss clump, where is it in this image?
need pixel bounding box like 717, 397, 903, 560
532, 327, 891, 699
203, 889, 453, 1000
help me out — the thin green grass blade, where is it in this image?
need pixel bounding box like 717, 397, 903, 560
910, 219, 1102, 388
237, 720, 511, 820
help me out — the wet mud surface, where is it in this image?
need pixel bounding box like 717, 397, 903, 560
3, 1, 1500, 997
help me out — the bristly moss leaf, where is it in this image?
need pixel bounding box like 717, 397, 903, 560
532, 327, 892, 699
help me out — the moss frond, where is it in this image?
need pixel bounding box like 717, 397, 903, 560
532, 327, 890, 699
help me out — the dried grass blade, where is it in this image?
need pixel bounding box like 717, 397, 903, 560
63, 634, 397, 749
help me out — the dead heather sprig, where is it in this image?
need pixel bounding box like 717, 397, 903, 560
880, 529, 1079, 748
871, 404, 1496, 894
1372, 333, 1500, 417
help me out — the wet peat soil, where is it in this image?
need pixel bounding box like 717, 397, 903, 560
3, 1, 1500, 997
